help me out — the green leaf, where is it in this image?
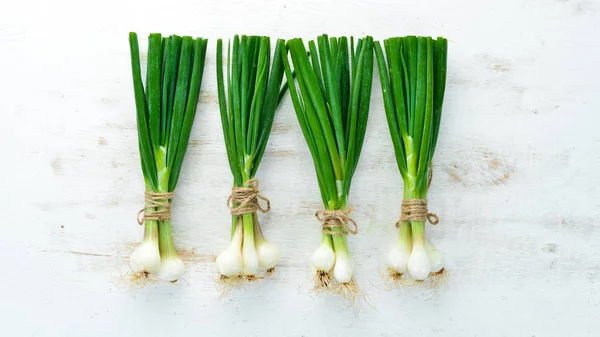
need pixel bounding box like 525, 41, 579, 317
128, 32, 157, 189
308, 41, 327, 103
429, 37, 448, 161
240, 36, 250, 155
231, 36, 245, 179
285, 36, 375, 207
376, 35, 448, 196
281, 43, 329, 206
343, 36, 374, 195
166, 37, 193, 172
288, 39, 338, 201
406, 36, 418, 136
169, 37, 208, 191
416, 37, 435, 188
218, 35, 287, 184
289, 39, 342, 181
164, 36, 182, 147
252, 39, 286, 176
349, 37, 374, 178
317, 34, 346, 165
385, 38, 408, 140
339, 37, 351, 132
216, 39, 239, 180
146, 33, 162, 150
374, 41, 407, 177
247, 37, 269, 156
412, 37, 428, 164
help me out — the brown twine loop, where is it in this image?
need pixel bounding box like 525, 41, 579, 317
137, 191, 174, 225
393, 166, 437, 228
315, 207, 358, 235
227, 178, 271, 216
395, 199, 439, 228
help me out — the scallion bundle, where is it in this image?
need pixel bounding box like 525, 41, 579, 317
214, 35, 286, 281
281, 35, 374, 294
128, 32, 208, 282
374, 36, 448, 281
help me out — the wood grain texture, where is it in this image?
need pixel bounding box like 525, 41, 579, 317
1, 0, 599, 336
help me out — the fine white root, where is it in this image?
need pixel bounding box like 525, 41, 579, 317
216, 275, 247, 297
427, 268, 449, 291
313, 270, 334, 292
122, 271, 156, 289
383, 269, 420, 289
331, 279, 361, 303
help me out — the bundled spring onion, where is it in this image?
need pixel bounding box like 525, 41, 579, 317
128, 32, 208, 282
374, 36, 448, 281
214, 35, 286, 281
281, 35, 374, 293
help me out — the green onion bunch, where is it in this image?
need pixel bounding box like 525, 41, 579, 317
374, 36, 448, 281
281, 35, 374, 290
128, 32, 208, 281
214, 35, 287, 279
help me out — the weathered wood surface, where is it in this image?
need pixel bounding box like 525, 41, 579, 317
1, 0, 599, 335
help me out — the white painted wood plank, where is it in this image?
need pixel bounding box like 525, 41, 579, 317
1, 0, 599, 336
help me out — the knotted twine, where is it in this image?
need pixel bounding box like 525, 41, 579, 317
395, 199, 439, 227
395, 166, 439, 227
137, 191, 174, 225
315, 207, 358, 235
227, 178, 271, 215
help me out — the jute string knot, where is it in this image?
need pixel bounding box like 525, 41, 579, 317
227, 178, 271, 215
137, 191, 174, 225
395, 199, 439, 228
315, 207, 358, 235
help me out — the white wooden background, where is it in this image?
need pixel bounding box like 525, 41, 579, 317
1, 0, 599, 336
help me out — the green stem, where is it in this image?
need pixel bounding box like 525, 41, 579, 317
403, 144, 427, 247
243, 155, 253, 180
238, 175, 257, 247
335, 180, 343, 200
321, 233, 333, 247
155, 147, 179, 260
411, 221, 425, 245
158, 219, 179, 259
142, 180, 159, 244
404, 136, 417, 199
142, 179, 158, 244
242, 213, 255, 249
253, 213, 265, 246
230, 215, 240, 239
331, 234, 349, 258
398, 220, 412, 246
143, 220, 159, 243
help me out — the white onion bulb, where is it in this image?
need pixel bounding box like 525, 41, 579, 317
311, 242, 335, 272
129, 241, 161, 274
256, 241, 279, 270
215, 224, 243, 277
407, 244, 431, 280
387, 243, 411, 274
333, 253, 354, 283
425, 242, 444, 273
241, 231, 259, 275
158, 256, 185, 281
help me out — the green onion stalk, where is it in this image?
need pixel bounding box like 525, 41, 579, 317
374, 36, 448, 281
214, 35, 287, 279
281, 35, 374, 290
128, 32, 208, 281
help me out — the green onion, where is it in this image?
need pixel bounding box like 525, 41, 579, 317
128, 32, 208, 282
374, 36, 448, 281
214, 35, 286, 279
281, 35, 374, 291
